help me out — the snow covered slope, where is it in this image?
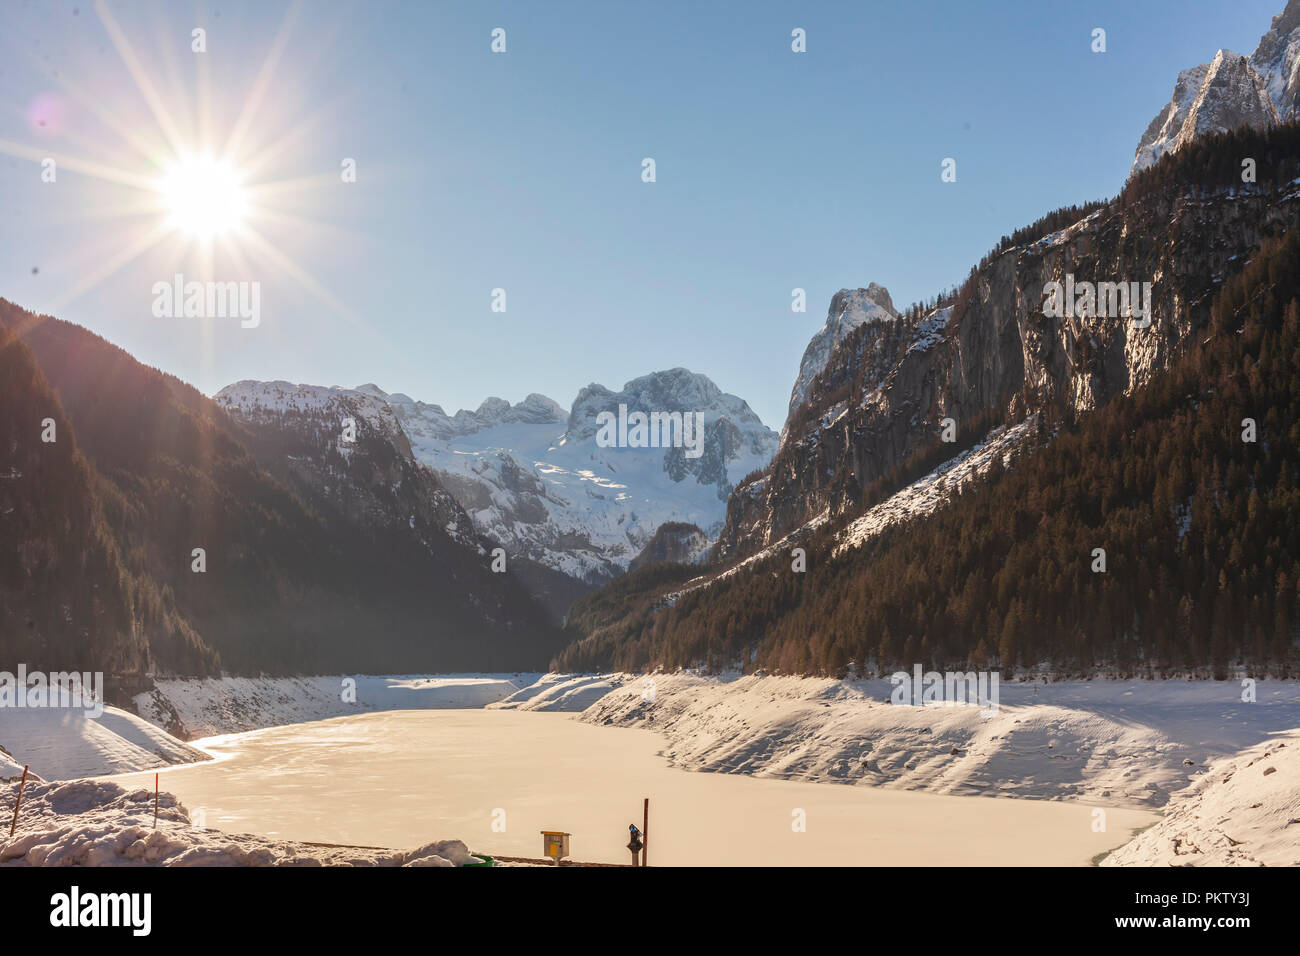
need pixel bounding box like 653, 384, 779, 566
388, 368, 777, 583
0, 707, 208, 781
488, 673, 629, 711
1102, 732, 1300, 866
579, 673, 1300, 810
216, 370, 777, 585
834, 418, 1034, 555
136, 674, 537, 738
1, 779, 478, 867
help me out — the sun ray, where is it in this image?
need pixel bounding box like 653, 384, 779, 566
223, 0, 306, 165
93, 0, 188, 156
238, 224, 367, 330
45, 222, 176, 312
20, 48, 172, 166
244, 170, 352, 199
9, 0, 372, 381
244, 206, 359, 246
237, 98, 352, 179
195, 17, 214, 158
0, 138, 158, 191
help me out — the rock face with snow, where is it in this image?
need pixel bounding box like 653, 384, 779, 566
215, 380, 478, 552
1131, 2, 1300, 174
714, 173, 1300, 564
784, 284, 896, 441
1132, 51, 1278, 174
384, 391, 568, 442
209, 380, 569, 664
1250, 0, 1300, 121
627, 521, 712, 571
389, 369, 777, 584
218, 372, 777, 587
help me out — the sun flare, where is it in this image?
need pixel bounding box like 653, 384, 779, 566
157, 154, 249, 240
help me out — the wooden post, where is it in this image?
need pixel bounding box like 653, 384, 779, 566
8, 765, 29, 839
642, 797, 649, 867
154, 773, 159, 828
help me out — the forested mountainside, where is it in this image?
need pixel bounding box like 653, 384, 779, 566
555, 125, 1300, 677
0, 323, 156, 688
715, 124, 1300, 566
213, 379, 589, 626
0, 302, 565, 682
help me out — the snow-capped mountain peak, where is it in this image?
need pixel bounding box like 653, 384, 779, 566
392, 368, 777, 583
1132, 1, 1300, 175
1132, 50, 1279, 175
218, 370, 779, 585
1250, 0, 1300, 120
784, 283, 897, 440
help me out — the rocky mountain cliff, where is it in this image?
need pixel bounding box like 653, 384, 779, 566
213, 369, 777, 589
213, 380, 584, 625
556, 126, 1300, 676
715, 127, 1300, 565
1132, 1, 1300, 173
783, 284, 896, 442
213, 381, 480, 554
387, 368, 777, 584
627, 521, 711, 572
1251, 0, 1300, 120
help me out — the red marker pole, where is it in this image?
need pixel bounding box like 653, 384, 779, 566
8, 765, 29, 839
154, 773, 159, 828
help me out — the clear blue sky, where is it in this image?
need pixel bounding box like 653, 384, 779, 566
0, 0, 1281, 428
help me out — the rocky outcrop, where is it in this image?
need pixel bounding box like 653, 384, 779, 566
1250, 0, 1300, 120
389, 369, 777, 584
715, 177, 1300, 563
214, 381, 478, 552
1132, 2, 1300, 174
783, 284, 896, 441
381, 389, 567, 442
628, 521, 711, 572
1132, 52, 1278, 174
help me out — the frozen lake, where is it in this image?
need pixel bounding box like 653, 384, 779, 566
110, 709, 1156, 866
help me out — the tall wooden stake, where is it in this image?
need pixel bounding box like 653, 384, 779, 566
642, 797, 649, 867
8, 765, 29, 839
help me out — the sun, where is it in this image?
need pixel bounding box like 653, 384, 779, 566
157, 154, 249, 240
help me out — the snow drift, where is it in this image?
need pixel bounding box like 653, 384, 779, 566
1, 778, 477, 867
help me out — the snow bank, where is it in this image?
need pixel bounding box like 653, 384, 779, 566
580, 673, 1300, 809
0, 750, 33, 781
0, 778, 478, 867
137, 674, 538, 738
1102, 732, 1300, 866
489, 673, 628, 711
0, 706, 208, 782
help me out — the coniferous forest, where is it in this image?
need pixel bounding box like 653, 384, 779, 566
556, 146, 1300, 678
